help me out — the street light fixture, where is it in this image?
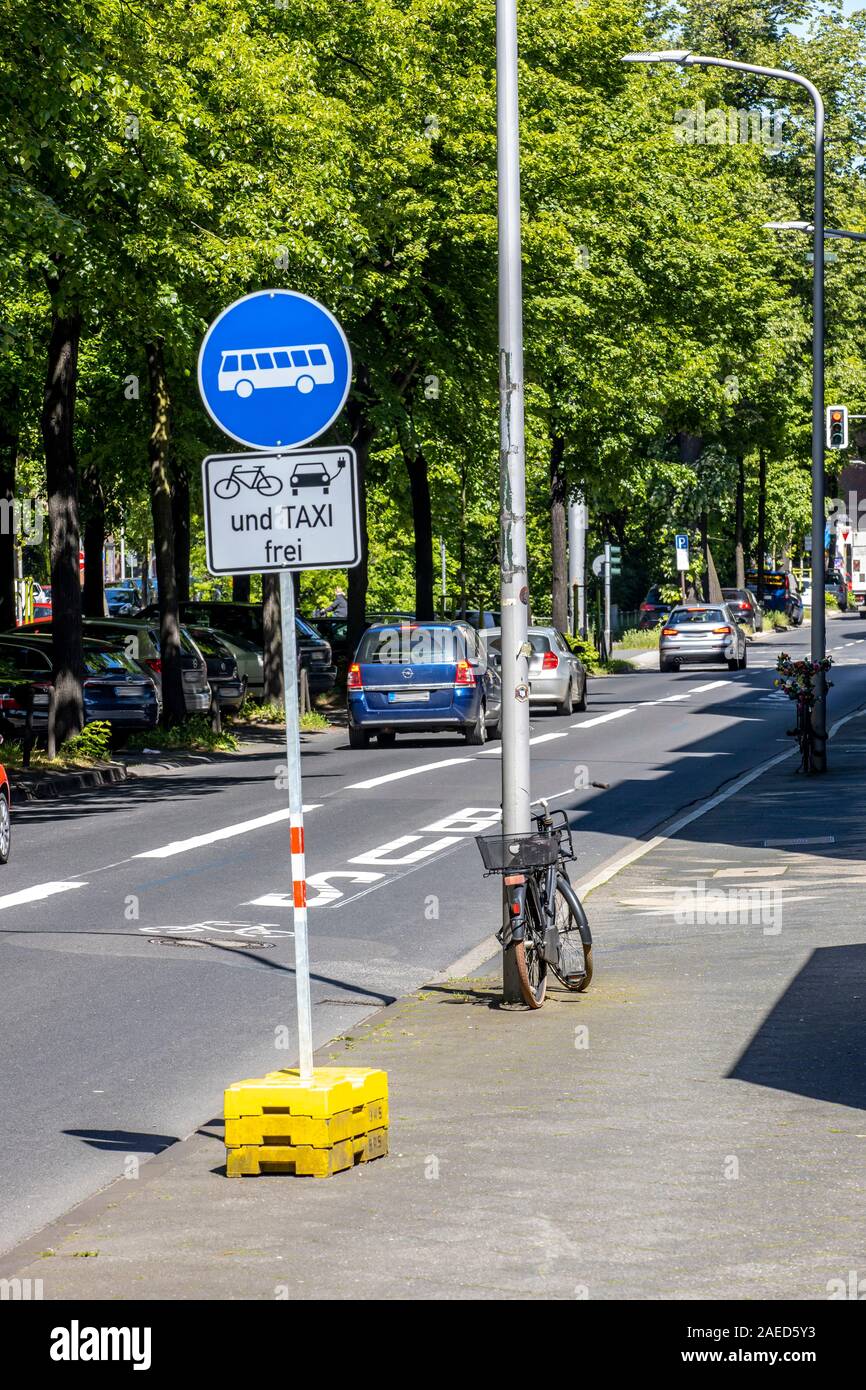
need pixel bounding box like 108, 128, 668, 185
623, 49, 829, 770
765, 220, 866, 243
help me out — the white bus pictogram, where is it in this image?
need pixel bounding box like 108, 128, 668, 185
217, 343, 335, 398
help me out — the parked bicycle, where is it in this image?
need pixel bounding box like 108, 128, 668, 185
775, 652, 833, 774
476, 800, 593, 1009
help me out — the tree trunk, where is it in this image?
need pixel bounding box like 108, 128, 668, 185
41, 308, 85, 742
262, 574, 283, 703
550, 433, 568, 631
171, 459, 190, 604
699, 511, 709, 600
0, 395, 18, 631
757, 448, 767, 605
145, 338, 185, 725
81, 461, 106, 617
734, 455, 746, 589
406, 447, 434, 620
346, 378, 375, 656
233, 574, 251, 602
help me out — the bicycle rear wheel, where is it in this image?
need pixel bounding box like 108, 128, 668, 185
513, 885, 547, 1008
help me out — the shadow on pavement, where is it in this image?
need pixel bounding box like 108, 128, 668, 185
728, 944, 866, 1111
63, 1129, 177, 1154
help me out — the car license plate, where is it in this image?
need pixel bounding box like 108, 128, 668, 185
389, 690, 428, 703
115, 687, 143, 697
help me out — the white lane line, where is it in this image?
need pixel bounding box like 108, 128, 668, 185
134, 807, 321, 860
688, 681, 729, 693
479, 730, 569, 756
0, 881, 88, 911
345, 758, 466, 790
572, 707, 636, 729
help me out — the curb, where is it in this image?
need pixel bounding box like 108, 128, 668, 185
9, 763, 127, 801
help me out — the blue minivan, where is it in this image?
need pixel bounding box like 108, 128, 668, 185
347, 621, 502, 748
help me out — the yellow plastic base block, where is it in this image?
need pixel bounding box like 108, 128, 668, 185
224, 1066, 388, 1122
226, 1128, 389, 1178
225, 1097, 388, 1149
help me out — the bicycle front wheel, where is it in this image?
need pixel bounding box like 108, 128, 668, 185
513, 888, 548, 1008
553, 878, 593, 992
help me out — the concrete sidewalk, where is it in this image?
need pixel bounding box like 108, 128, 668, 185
5, 712, 866, 1300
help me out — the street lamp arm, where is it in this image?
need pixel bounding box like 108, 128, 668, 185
680, 53, 824, 120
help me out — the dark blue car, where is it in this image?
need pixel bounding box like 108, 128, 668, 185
347, 621, 502, 748
0, 635, 159, 735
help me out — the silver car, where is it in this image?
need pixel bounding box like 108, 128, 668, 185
487, 626, 587, 715
659, 604, 747, 672
82, 618, 212, 714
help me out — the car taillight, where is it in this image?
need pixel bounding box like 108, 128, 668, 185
541, 650, 559, 670
455, 660, 475, 686
639, 602, 652, 611
712, 626, 732, 635
661, 627, 677, 636
347, 663, 362, 689
144, 658, 162, 674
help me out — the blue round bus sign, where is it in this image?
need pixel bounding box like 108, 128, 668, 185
197, 290, 352, 451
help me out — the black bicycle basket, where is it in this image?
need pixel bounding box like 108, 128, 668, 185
475, 831, 559, 874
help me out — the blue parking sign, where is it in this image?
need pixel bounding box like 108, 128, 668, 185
197, 290, 352, 451
675, 533, 689, 551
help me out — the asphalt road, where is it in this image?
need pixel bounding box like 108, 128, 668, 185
2, 612, 865, 1254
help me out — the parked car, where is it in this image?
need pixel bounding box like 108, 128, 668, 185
0, 760, 10, 864
306, 614, 350, 663
16, 618, 210, 716
721, 588, 764, 632
0, 633, 159, 734
659, 604, 747, 672
486, 626, 587, 715
187, 627, 247, 711
203, 629, 264, 699
825, 571, 849, 611
746, 569, 803, 625
141, 601, 337, 696
347, 620, 502, 747
639, 586, 675, 629
105, 586, 142, 616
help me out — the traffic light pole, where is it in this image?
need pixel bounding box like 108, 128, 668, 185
496, 0, 531, 1003
603, 541, 612, 659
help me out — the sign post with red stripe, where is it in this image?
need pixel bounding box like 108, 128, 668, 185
199, 289, 361, 1087
278, 569, 314, 1080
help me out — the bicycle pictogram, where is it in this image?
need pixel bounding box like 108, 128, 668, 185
213, 462, 282, 500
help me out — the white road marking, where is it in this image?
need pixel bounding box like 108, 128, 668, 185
479, 730, 569, 755
134, 806, 321, 859
345, 757, 466, 790
687, 681, 729, 693
418, 808, 501, 834
248, 871, 386, 910
349, 834, 461, 866
0, 881, 87, 911
571, 708, 636, 729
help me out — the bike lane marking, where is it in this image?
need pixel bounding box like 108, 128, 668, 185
0, 881, 89, 912
344, 758, 466, 790
133, 806, 321, 859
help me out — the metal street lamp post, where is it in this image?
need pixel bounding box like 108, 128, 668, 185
497, 0, 532, 1001
623, 50, 829, 769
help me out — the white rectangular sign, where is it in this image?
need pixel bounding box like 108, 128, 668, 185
676, 547, 689, 571
202, 447, 361, 575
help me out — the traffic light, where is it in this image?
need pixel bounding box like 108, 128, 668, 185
608, 544, 622, 576
826, 405, 849, 450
